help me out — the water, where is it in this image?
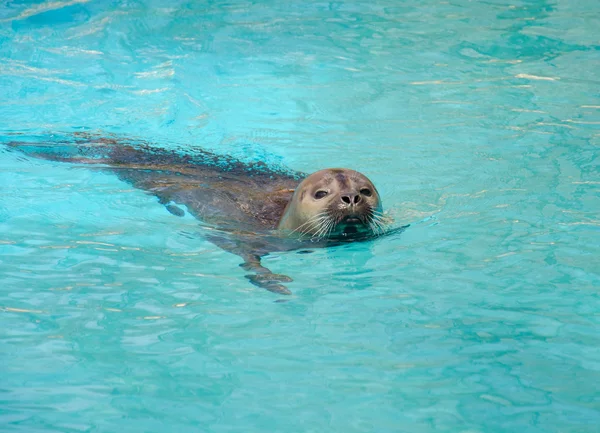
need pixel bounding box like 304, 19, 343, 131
1, 0, 599, 431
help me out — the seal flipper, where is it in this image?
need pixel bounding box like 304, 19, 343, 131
245, 275, 292, 296
205, 233, 294, 295
165, 204, 185, 217
157, 197, 186, 217
240, 254, 293, 295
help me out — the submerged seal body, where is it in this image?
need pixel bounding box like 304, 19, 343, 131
8, 134, 391, 294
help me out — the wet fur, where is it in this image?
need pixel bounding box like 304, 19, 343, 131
7, 134, 392, 295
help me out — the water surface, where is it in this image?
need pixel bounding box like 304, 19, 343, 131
1, 1, 599, 432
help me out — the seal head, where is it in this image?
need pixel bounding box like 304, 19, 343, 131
277, 168, 383, 239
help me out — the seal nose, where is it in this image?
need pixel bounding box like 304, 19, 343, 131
341, 194, 361, 205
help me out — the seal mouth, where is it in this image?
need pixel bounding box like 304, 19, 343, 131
301, 207, 378, 240
339, 215, 368, 235
342, 224, 359, 234
343, 216, 361, 224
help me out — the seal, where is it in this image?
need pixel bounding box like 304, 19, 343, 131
7, 133, 397, 295
277, 168, 384, 239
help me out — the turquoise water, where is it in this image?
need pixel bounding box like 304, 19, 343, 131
1, 0, 599, 431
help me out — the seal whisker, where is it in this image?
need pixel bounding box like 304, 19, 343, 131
368, 213, 387, 235
326, 219, 337, 238
313, 217, 334, 239
375, 219, 388, 235
371, 220, 385, 236
297, 215, 331, 239
370, 210, 394, 227
314, 214, 338, 240
367, 218, 380, 235
290, 212, 330, 236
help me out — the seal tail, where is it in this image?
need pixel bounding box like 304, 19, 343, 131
5, 133, 301, 179
5, 135, 121, 165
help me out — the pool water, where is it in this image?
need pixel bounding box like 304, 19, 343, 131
1, 1, 599, 432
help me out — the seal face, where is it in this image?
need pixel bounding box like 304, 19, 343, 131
277, 168, 383, 239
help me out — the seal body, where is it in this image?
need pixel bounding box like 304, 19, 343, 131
8, 135, 389, 294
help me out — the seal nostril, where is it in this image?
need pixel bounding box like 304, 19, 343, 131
353, 195, 360, 204
341, 195, 351, 204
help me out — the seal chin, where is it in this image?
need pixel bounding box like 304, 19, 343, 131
342, 224, 359, 235
335, 215, 372, 237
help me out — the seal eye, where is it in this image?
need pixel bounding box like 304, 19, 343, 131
314, 190, 328, 199
360, 188, 372, 197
